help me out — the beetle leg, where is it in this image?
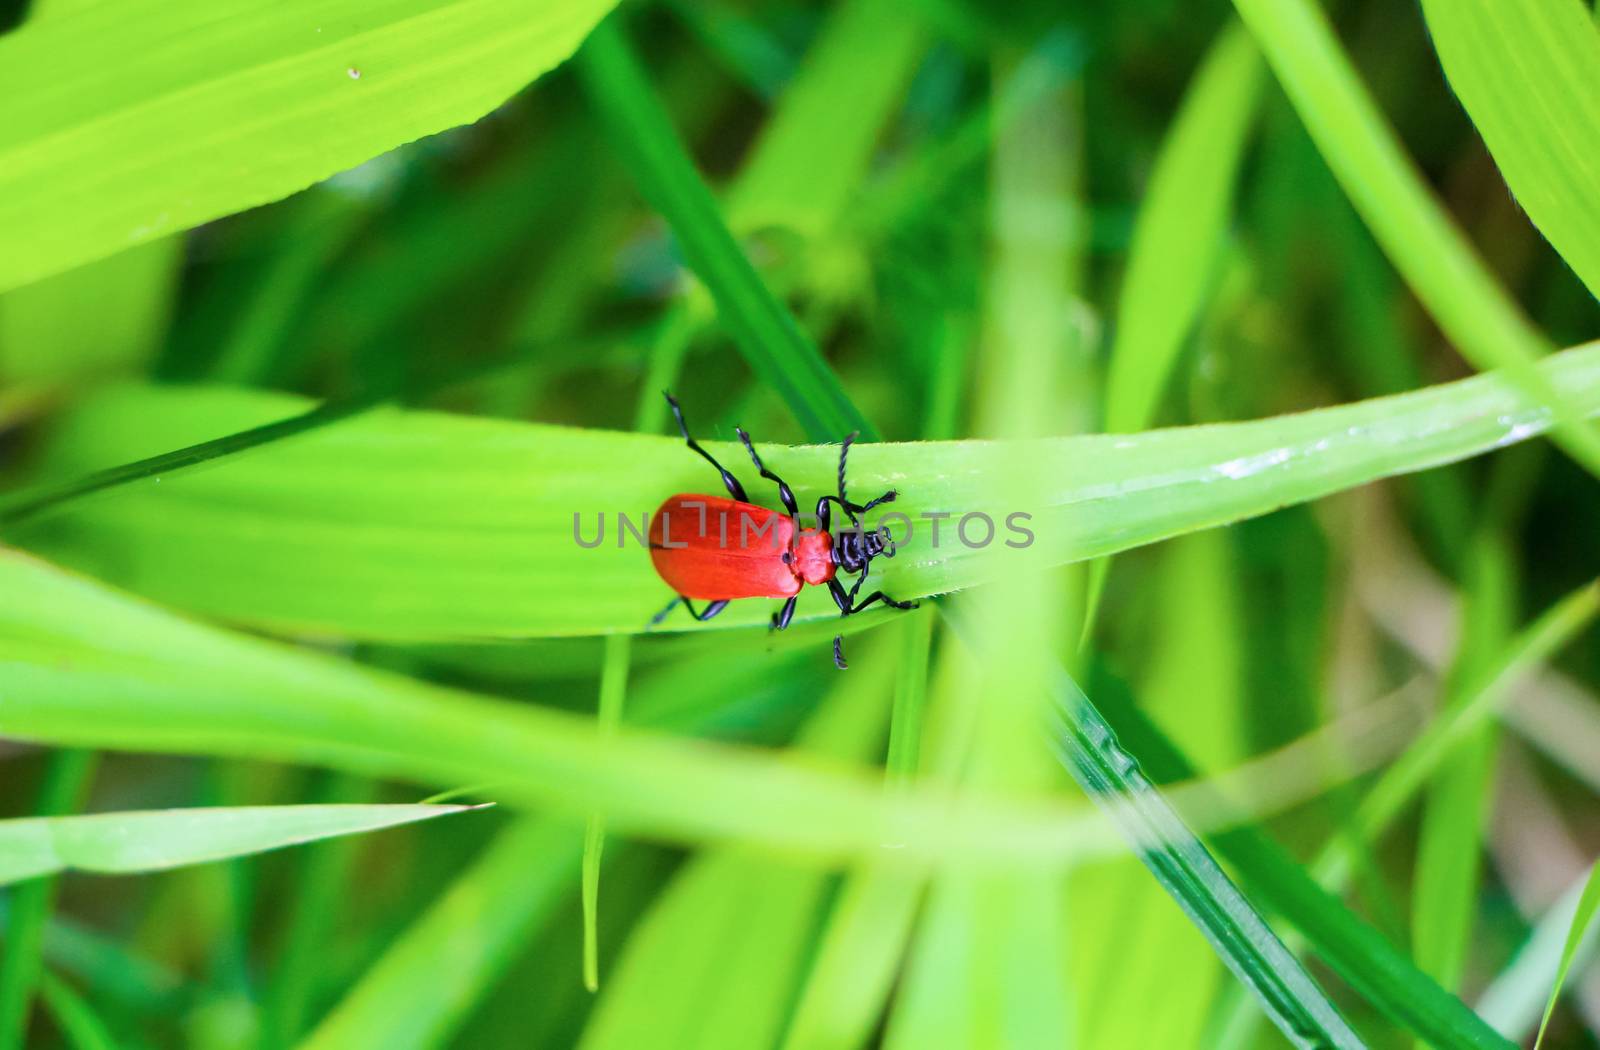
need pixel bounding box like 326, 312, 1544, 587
648, 596, 683, 626
817, 495, 860, 530
684, 598, 730, 622
849, 591, 919, 614
770, 595, 797, 631
857, 489, 898, 514
735, 427, 799, 517
664, 392, 747, 502
824, 572, 914, 669
827, 576, 853, 613
649, 595, 729, 626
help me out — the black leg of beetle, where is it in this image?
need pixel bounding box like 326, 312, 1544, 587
833, 635, 848, 670
848, 590, 919, 614
649, 596, 683, 626
817, 495, 860, 530
664, 392, 747, 502
857, 489, 898, 514
846, 570, 868, 606
684, 598, 730, 621
827, 576, 853, 613
649, 594, 729, 626
735, 428, 799, 516
814, 497, 832, 534
770, 595, 797, 631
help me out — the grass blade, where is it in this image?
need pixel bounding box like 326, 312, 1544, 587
1102, 21, 1261, 434
0, 804, 477, 885
0, 749, 96, 1050
298, 818, 583, 1050
1050, 679, 1359, 1047
726, 0, 927, 239
0, 236, 180, 392
36, 974, 118, 1050
781, 611, 937, 1050
1420, 0, 1600, 301
0, 548, 1128, 867
575, 15, 873, 441
580, 666, 888, 1049
1322, 578, 1600, 890
1477, 862, 1600, 1041
1534, 860, 1600, 1049
581, 634, 630, 992
259, 772, 374, 1050
11, 344, 1600, 638
1410, 538, 1514, 1010
301, 636, 819, 1050
1232, 0, 1600, 477
1087, 665, 1516, 1050
936, 601, 1360, 1048
0, 0, 618, 291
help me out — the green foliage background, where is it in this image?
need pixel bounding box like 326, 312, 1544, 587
1, 0, 1599, 1047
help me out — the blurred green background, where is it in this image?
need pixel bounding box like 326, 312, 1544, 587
1, 0, 1599, 1047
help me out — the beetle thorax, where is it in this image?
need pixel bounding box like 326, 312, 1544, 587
792, 531, 836, 586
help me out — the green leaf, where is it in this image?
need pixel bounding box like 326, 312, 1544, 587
1086, 16, 1259, 636
1420, 0, 1600, 302
1320, 578, 1600, 892
781, 865, 923, 1050
781, 613, 936, 1050
1088, 665, 1517, 1050
1534, 860, 1600, 1049
1032, 652, 1359, 1048
575, 16, 873, 441
259, 773, 375, 1050
581, 851, 828, 1049
1232, 0, 1600, 477
299, 818, 584, 1050
580, 657, 889, 1049
1411, 538, 1514, 1001
302, 637, 821, 1050
0, 0, 617, 292
11, 344, 1600, 639
36, 974, 118, 1050
726, 0, 927, 239
1103, 21, 1261, 433
0, 548, 1106, 866
0, 749, 97, 1050
581, 634, 631, 993
0, 237, 180, 390
0, 804, 475, 886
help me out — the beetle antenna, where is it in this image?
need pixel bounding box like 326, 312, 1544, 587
837, 431, 857, 504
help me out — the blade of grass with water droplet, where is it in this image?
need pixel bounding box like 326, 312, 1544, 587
1232, 0, 1600, 477
10, 345, 1600, 639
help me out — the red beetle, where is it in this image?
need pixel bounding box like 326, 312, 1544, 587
648, 393, 917, 668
